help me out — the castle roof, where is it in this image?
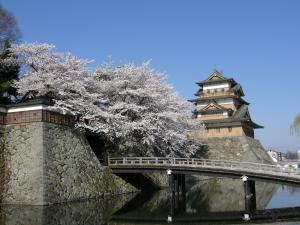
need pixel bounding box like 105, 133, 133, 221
203, 105, 263, 129
198, 100, 233, 114
230, 83, 245, 97
16, 91, 52, 106
196, 70, 236, 86
189, 95, 249, 105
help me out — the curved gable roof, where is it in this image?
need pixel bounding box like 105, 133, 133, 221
197, 69, 236, 86
199, 100, 232, 114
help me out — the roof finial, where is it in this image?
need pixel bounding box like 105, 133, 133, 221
213, 69, 223, 76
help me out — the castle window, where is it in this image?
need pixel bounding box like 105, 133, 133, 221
228, 127, 232, 132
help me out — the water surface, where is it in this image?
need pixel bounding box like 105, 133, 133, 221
1, 176, 300, 225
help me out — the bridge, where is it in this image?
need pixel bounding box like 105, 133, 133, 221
109, 157, 300, 213
108, 157, 300, 184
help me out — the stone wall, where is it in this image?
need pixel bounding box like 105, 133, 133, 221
205, 136, 273, 164
1, 123, 44, 204
145, 173, 169, 188
0, 122, 136, 205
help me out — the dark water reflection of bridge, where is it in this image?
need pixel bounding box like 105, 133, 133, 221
1, 177, 300, 225
112, 177, 300, 224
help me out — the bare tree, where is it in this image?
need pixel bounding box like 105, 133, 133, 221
0, 4, 21, 47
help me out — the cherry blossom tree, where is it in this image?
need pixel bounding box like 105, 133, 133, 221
91, 63, 207, 157
11, 43, 207, 157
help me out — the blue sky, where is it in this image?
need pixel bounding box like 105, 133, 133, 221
2, 0, 300, 151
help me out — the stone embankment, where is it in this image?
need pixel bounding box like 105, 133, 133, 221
0, 122, 135, 205
204, 136, 273, 164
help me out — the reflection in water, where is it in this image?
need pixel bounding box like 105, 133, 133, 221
185, 176, 278, 212
0, 176, 300, 225
0, 194, 134, 225
113, 176, 300, 224
267, 185, 300, 209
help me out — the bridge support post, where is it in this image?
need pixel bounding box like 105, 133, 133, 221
167, 169, 174, 193
167, 171, 186, 215
178, 174, 186, 212
167, 169, 175, 216
178, 174, 186, 195
242, 175, 256, 212
170, 173, 183, 197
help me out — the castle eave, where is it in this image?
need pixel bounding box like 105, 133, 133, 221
196, 78, 235, 86
203, 118, 263, 129
242, 119, 264, 129
205, 121, 242, 128
190, 95, 249, 105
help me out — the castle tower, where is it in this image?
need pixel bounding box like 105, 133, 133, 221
190, 70, 263, 138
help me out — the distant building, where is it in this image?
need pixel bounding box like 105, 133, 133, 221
190, 70, 263, 138
267, 149, 286, 162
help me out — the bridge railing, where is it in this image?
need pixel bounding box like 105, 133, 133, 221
108, 157, 300, 177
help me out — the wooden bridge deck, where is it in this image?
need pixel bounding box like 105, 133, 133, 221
108, 157, 300, 184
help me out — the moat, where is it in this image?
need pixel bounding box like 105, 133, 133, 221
1, 176, 300, 225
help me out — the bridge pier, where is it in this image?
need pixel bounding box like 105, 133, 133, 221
242, 175, 256, 212
167, 170, 186, 215
176, 174, 186, 211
